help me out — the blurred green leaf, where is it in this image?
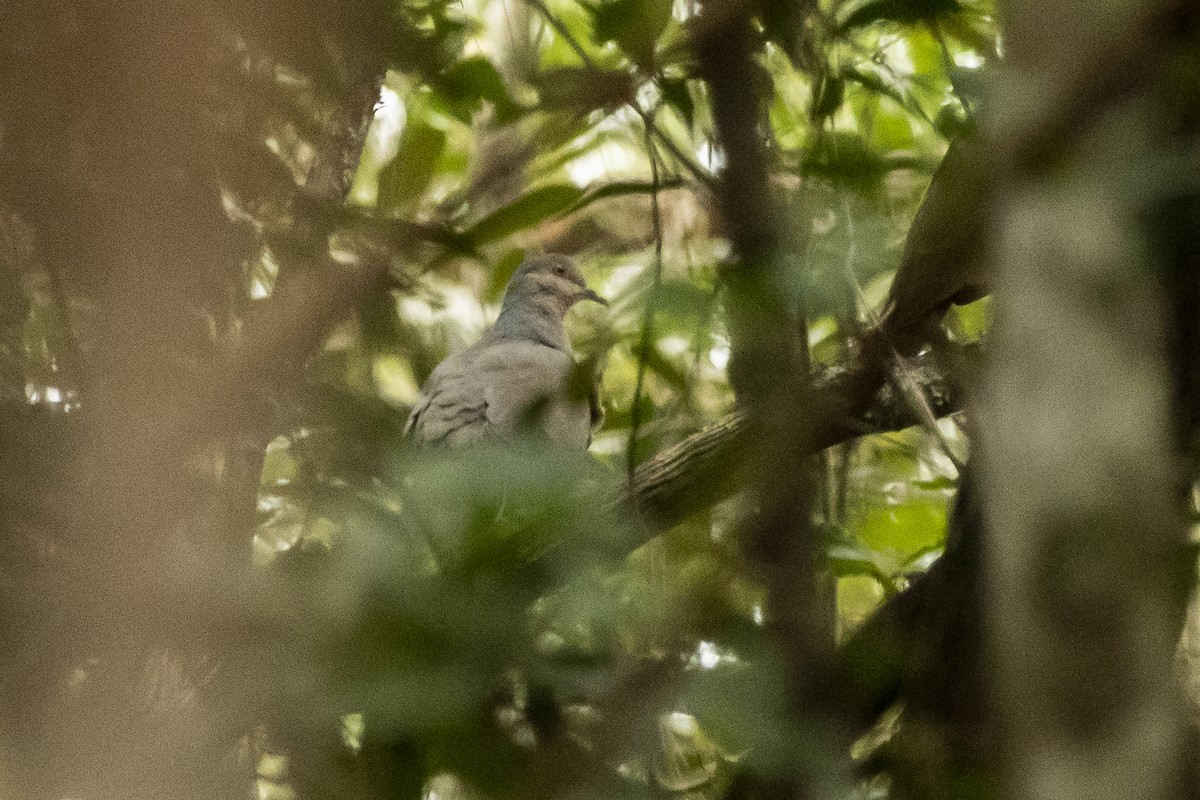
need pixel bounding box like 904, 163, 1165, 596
837, 0, 962, 31
587, 0, 672, 67
570, 178, 686, 215
652, 278, 711, 319
946, 294, 992, 341
801, 132, 915, 199
660, 77, 696, 129
841, 63, 922, 121
463, 184, 586, 244
914, 475, 958, 491
637, 342, 689, 391
431, 55, 524, 124
856, 499, 948, 571
378, 117, 448, 216
486, 248, 528, 301
827, 543, 896, 588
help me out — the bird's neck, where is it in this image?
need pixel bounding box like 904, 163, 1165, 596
493, 294, 570, 350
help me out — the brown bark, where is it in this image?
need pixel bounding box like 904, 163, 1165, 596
983, 2, 1200, 798
0, 2, 402, 796
619, 354, 968, 534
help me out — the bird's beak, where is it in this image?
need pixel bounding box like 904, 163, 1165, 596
578, 287, 608, 306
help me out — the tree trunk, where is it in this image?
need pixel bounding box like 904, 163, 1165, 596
982, 2, 1199, 798
0, 2, 395, 796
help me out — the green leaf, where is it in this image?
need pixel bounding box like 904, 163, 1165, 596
377, 118, 448, 216
588, 0, 672, 67
842, 64, 918, 118
463, 185, 586, 245
635, 341, 688, 391
589, 0, 638, 43
660, 77, 696, 129
569, 178, 685, 215
913, 475, 958, 491
827, 543, 895, 587
431, 55, 524, 125
856, 500, 948, 569
652, 278, 711, 319
801, 132, 915, 200
837, 0, 962, 31
486, 248, 527, 301
946, 294, 991, 342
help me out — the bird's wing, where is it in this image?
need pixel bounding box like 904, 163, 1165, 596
404, 344, 494, 449
405, 339, 591, 449
478, 341, 592, 449
879, 137, 988, 355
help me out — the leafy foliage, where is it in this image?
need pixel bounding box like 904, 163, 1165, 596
241, 0, 995, 795
0, 0, 1008, 797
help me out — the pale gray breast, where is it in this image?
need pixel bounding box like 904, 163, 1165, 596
404, 338, 592, 450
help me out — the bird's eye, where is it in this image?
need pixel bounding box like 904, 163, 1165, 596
554, 264, 566, 275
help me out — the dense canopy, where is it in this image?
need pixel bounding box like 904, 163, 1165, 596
0, 1, 1198, 799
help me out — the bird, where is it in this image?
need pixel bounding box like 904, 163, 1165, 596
404, 254, 608, 450
873, 136, 990, 357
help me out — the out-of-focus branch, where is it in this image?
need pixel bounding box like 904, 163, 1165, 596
691, 9, 856, 795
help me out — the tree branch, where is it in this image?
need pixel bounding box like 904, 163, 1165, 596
615, 349, 969, 536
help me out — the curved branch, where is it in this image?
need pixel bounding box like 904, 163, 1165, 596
616, 349, 971, 535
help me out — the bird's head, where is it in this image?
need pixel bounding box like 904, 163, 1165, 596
502, 254, 608, 314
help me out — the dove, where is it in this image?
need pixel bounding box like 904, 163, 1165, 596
404, 254, 607, 450
874, 136, 990, 357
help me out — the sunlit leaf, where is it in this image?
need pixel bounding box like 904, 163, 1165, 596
946, 294, 991, 342
837, 0, 963, 31
856, 499, 948, 572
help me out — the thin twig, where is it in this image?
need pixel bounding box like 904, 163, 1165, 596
523, 0, 718, 195
843, 199, 964, 474
525, 0, 598, 70
650, 126, 720, 194
930, 22, 975, 122
627, 113, 666, 480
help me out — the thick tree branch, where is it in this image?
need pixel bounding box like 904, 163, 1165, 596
819, 470, 989, 766
616, 353, 969, 534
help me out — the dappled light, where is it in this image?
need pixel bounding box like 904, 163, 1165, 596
0, 0, 1198, 799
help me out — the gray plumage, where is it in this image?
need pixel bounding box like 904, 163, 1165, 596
404, 254, 607, 449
